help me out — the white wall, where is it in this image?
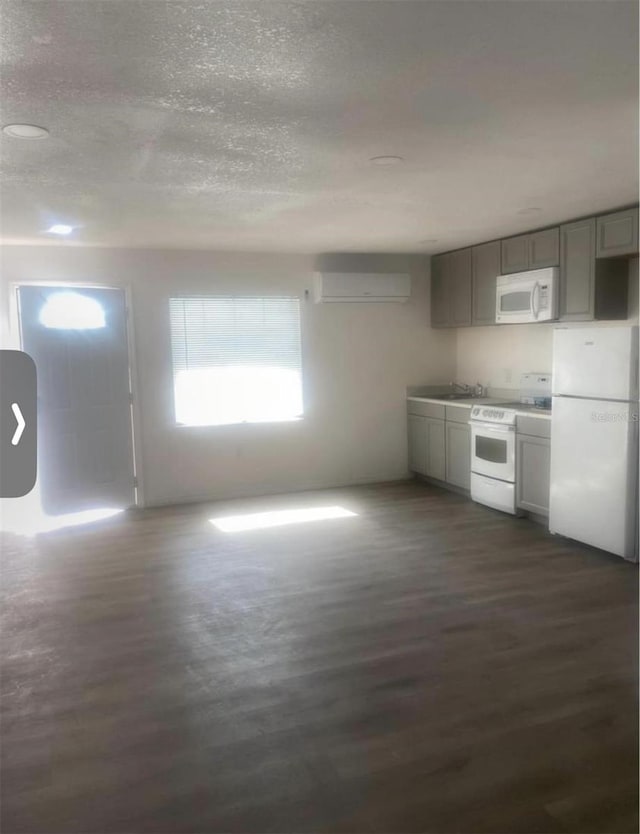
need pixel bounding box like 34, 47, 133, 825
456, 257, 639, 390
0, 246, 455, 507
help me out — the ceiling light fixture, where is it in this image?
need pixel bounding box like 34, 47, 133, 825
370, 155, 404, 166
421, 239, 439, 244
517, 207, 542, 215
46, 224, 74, 236
2, 123, 49, 139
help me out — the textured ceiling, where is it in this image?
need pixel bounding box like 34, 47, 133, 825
0, 0, 638, 252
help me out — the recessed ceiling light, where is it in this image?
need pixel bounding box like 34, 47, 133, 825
370, 155, 404, 166
46, 224, 74, 235
2, 123, 49, 139
421, 239, 439, 244
517, 207, 542, 215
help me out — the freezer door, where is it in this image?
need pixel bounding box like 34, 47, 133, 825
552, 326, 638, 401
549, 396, 638, 560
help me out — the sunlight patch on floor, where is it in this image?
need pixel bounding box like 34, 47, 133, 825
1, 501, 124, 536
210, 505, 357, 533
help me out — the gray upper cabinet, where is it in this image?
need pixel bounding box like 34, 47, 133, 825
431, 207, 636, 328
560, 216, 629, 321
501, 234, 529, 274
502, 228, 559, 274
516, 434, 550, 516
445, 421, 471, 490
407, 413, 446, 482
559, 217, 595, 320
450, 248, 472, 327
430, 253, 450, 328
471, 241, 500, 325
596, 208, 639, 258
528, 228, 559, 269
430, 249, 471, 328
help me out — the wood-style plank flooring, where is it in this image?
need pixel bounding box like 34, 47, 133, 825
1, 481, 638, 833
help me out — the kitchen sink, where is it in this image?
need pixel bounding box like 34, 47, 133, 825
432, 393, 477, 400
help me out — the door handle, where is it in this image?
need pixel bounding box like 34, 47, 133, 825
531, 282, 540, 319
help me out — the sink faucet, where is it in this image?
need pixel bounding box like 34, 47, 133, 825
450, 382, 470, 393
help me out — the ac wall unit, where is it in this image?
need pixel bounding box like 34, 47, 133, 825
314, 272, 411, 303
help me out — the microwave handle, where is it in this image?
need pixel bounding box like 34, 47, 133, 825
531, 281, 540, 319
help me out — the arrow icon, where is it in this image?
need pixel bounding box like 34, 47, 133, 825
11, 403, 26, 446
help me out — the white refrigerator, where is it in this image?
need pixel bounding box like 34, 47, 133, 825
550, 325, 639, 561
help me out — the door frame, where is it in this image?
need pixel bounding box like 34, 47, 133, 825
9, 281, 145, 508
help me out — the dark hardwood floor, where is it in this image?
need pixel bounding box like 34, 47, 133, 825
1, 480, 638, 834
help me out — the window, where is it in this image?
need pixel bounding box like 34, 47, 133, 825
169, 296, 303, 426
39, 292, 106, 330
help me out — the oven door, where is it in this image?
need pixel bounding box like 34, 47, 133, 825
471, 422, 516, 482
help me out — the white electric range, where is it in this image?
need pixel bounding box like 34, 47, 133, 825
470, 374, 551, 514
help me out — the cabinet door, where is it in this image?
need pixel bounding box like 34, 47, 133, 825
408, 415, 427, 475
425, 418, 446, 481
596, 208, 639, 258
431, 254, 450, 327
501, 234, 529, 274
471, 241, 499, 325
446, 421, 471, 489
516, 434, 551, 515
529, 227, 559, 268
450, 248, 472, 326
559, 217, 595, 320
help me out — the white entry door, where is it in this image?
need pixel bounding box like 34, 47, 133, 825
18, 286, 136, 515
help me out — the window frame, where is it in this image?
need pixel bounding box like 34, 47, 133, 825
168, 294, 305, 429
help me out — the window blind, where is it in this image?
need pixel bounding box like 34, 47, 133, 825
169, 296, 303, 426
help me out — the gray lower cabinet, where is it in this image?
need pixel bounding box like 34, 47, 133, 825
408, 406, 470, 489
516, 433, 551, 515
408, 414, 428, 475
445, 421, 471, 489
596, 208, 639, 258
408, 415, 446, 481
425, 418, 446, 481
471, 240, 499, 325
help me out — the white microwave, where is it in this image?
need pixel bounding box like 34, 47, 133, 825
495, 267, 559, 324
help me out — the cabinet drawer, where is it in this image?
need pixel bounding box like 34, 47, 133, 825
517, 416, 551, 438
407, 400, 446, 419
445, 405, 472, 424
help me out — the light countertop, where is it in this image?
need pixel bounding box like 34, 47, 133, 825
407, 395, 552, 420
